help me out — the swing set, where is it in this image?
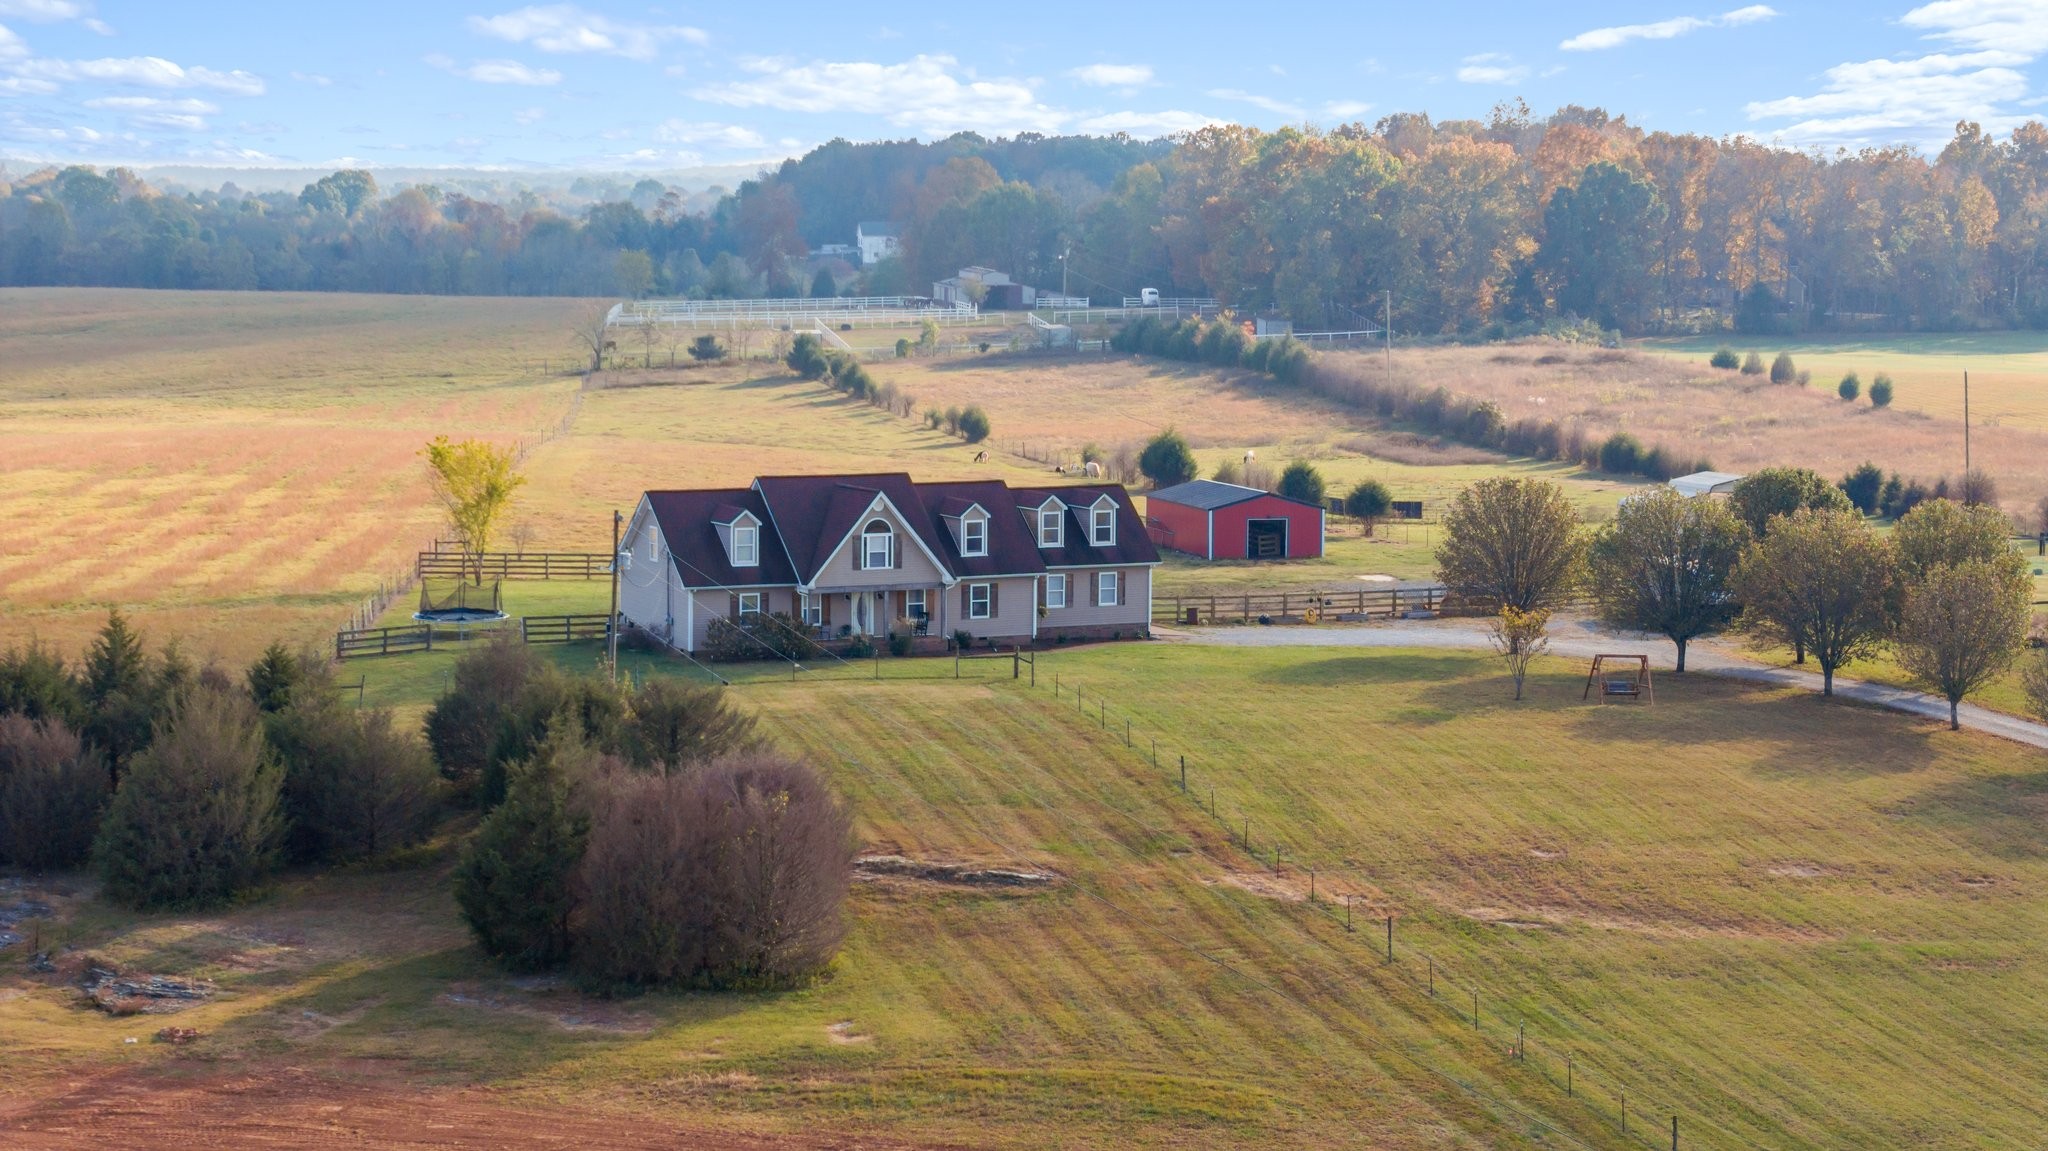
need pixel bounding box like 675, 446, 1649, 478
1581, 654, 1653, 704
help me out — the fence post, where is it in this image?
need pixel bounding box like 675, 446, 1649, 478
1473, 989, 1479, 1030
1428, 957, 1434, 995
1125, 718, 1131, 747
1178, 754, 1185, 791
1386, 915, 1393, 963
1672, 1115, 1678, 1151
1566, 1055, 1572, 1098
1013, 647, 1019, 679
1518, 1022, 1524, 1060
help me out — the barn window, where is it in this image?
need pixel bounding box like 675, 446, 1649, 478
732, 523, 758, 566
1097, 571, 1119, 607
961, 513, 987, 556
1090, 504, 1116, 546
862, 519, 895, 569
1038, 506, 1063, 547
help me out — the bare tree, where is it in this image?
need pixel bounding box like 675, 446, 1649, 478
571, 302, 616, 375
507, 519, 538, 557
635, 319, 660, 369
1897, 560, 2033, 729
1732, 507, 1895, 696
1485, 607, 1551, 700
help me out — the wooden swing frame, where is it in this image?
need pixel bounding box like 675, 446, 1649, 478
1581, 654, 1653, 705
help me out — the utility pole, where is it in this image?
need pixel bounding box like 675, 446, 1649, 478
1060, 245, 1071, 299
1383, 289, 1393, 392
608, 509, 622, 682
1964, 370, 1971, 478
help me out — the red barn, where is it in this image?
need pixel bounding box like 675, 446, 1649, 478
1143, 479, 1325, 560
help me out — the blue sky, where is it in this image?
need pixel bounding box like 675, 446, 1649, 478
3, 0, 2046, 173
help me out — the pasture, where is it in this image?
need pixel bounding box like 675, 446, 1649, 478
7, 642, 2046, 1149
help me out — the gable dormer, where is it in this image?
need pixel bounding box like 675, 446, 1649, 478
712, 506, 762, 568
1087, 493, 1119, 546
1028, 496, 1066, 548
941, 501, 991, 557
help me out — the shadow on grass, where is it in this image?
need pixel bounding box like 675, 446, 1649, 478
1898, 768, 2048, 861
1250, 653, 1482, 689
1554, 681, 1948, 775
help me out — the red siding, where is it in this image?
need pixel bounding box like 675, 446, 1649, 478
1143, 496, 1211, 557
1147, 493, 1323, 559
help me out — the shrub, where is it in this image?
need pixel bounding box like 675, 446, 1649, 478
1769, 352, 1796, 384
895, 338, 911, 358
1795, 369, 1811, 387
702, 612, 822, 663
269, 688, 439, 864
245, 643, 304, 714
1839, 462, 1883, 514
1079, 442, 1104, 465
1870, 374, 1894, 407
1138, 429, 1198, 488
1709, 347, 1740, 370
574, 752, 852, 988
454, 724, 593, 971
1345, 479, 1393, 534
625, 678, 758, 774
1465, 400, 1507, 446
1211, 458, 1244, 485
957, 405, 991, 443
1838, 375, 1861, 402
688, 335, 726, 362
1598, 432, 1643, 475
943, 406, 962, 436
1277, 461, 1325, 506
924, 407, 942, 430
785, 334, 828, 379
0, 639, 85, 727
1740, 351, 1765, 375
93, 687, 283, 909
0, 713, 107, 869
425, 637, 547, 791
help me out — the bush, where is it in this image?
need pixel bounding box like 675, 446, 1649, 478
1138, 429, 1198, 488
1769, 352, 1796, 384
573, 752, 852, 988
245, 642, 304, 714
785, 334, 828, 379
1277, 461, 1325, 505
93, 687, 283, 909
1838, 374, 1861, 402
1709, 347, 1740, 370
1795, 369, 1811, 387
688, 335, 726, 362
1598, 432, 1643, 475
1870, 374, 1894, 407
957, 405, 991, 443
454, 724, 593, 971
0, 713, 107, 869
895, 338, 911, 358
1839, 462, 1883, 514
943, 406, 961, 436
625, 678, 758, 774
269, 688, 438, 864
0, 639, 85, 727
1345, 479, 1393, 533
702, 612, 822, 663
1211, 458, 1244, 485
425, 637, 546, 791
924, 407, 941, 430
1740, 351, 1765, 375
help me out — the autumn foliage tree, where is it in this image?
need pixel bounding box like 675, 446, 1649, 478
1435, 477, 1586, 612
1589, 488, 1747, 671
422, 435, 526, 575
1733, 508, 1896, 696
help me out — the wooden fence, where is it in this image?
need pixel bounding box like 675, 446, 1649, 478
335, 625, 432, 659
417, 551, 611, 580
522, 614, 615, 644
1153, 585, 1452, 626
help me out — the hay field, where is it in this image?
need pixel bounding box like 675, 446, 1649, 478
10, 644, 2047, 1148
1321, 344, 2048, 516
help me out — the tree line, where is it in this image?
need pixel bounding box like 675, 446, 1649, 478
10, 110, 2048, 333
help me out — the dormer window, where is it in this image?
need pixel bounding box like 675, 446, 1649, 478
862, 519, 896, 569
1038, 505, 1064, 547
962, 513, 988, 557
1090, 503, 1116, 546
732, 522, 758, 566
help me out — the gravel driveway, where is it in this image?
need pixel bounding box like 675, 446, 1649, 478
1160, 615, 2048, 751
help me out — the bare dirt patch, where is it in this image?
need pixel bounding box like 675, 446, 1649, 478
1765, 863, 1832, 879
825, 1020, 871, 1045
853, 855, 1059, 889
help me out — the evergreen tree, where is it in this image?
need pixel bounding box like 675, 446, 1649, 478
453, 724, 592, 970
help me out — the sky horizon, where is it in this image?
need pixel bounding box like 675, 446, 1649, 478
3, 0, 2045, 175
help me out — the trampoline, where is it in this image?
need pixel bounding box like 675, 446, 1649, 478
414, 578, 508, 624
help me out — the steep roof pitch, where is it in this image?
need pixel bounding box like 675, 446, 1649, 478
1011, 483, 1162, 568
912, 479, 1048, 578
753, 473, 951, 585
643, 487, 798, 589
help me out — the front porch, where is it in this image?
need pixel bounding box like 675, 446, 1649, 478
803, 583, 945, 643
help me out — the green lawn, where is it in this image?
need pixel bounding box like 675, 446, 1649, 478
11, 641, 2046, 1148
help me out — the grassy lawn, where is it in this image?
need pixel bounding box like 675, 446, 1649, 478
10, 642, 2047, 1148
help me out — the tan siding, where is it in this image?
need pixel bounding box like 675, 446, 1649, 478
810, 500, 949, 590
1043, 566, 1151, 629
949, 575, 1037, 642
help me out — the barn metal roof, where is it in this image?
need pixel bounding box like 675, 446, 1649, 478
1148, 478, 1325, 511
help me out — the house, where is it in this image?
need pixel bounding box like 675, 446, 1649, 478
933, 265, 1035, 310
1143, 479, 1325, 560
1668, 471, 1744, 498
855, 222, 901, 266
619, 473, 1160, 653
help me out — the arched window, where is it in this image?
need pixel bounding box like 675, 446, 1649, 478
862, 518, 896, 569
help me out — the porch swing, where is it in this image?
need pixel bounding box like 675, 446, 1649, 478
1581, 654, 1653, 705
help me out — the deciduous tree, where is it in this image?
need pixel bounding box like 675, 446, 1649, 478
1589, 488, 1746, 671
1486, 607, 1551, 700
1897, 560, 2032, 729
1435, 477, 1587, 611
1732, 508, 1896, 696
422, 435, 527, 572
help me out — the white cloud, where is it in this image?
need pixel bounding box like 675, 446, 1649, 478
84, 95, 217, 112
695, 54, 1063, 135
1069, 62, 1152, 87
469, 4, 705, 61
655, 118, 766, 148
513, 105, 545, 124
1561, 5, 1777, 51
1208, 87, 1306, 118
426, 53, 561, 85
1324, 100, 1372, 119
1073, 108, 1221, 137
81, 15, 108, 33
0, 23, 26, 61
13, 56, 265, 94
1746, 0, 2046, 147
1457, 53, 1529, 84
0, 0, 86, 21
290, 70, 332, 86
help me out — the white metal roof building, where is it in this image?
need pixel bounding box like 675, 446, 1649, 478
1667, 471, 1745, 498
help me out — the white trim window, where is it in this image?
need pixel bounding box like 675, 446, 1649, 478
1091, 505, 1116, 546
907, 588, 928, 621
732, 522, 758, 566
862, 519, 896, 570
799, 594, 823, 627
1097, 571, 1119, 607
737, 592, 763, 618
969, 582, 993, 620
1045, 573, 1067, 610
1038, 506, 1064, 547
961, 513, 988, 557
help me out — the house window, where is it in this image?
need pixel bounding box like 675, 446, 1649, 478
732, 523, 758, 566
1038, 506, 1063, 547
1097, 571, 1119, 607
962, 514, 987, 556
1045, 573, 1067, 610
862, 519, 895, 569
737, 592, 763, 618
799, 594, 822, 627
969, 583, 992, 620
907, 589, 928, 621
1091, 506, 1116, 546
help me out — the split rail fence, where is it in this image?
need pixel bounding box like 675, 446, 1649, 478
416, 551, 611, 581
1152, 584, 1454, 626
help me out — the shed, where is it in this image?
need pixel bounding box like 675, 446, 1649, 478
1144, 479, 1326, 560
1668, 471, 1744, 498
